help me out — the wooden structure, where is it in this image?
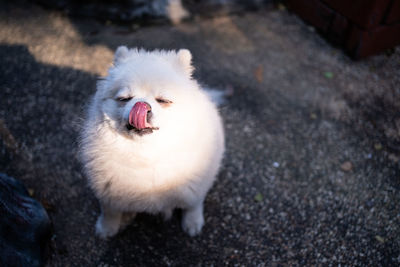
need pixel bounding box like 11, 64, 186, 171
286, 0, 400, 59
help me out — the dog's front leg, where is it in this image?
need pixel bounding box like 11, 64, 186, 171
95, 204, 122, 239
182, 202, 205, 236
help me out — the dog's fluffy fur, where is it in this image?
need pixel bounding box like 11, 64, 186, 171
80, 47, 224, 238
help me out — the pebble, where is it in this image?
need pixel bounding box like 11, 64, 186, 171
340, 161, 353, 172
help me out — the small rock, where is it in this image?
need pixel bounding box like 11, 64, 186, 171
340, 161, 353, 172
273, 162, 280, 168
307, 26, 315, 32
388, 153, 399, 163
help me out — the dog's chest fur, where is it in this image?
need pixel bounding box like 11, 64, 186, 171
86, 130, 204, 213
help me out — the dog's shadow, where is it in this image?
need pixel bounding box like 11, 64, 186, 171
0, 43, 99, 192
106, 211, 185, 254
95, 208, 221, 265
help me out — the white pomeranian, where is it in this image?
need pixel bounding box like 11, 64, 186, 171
80, 46, 225, 238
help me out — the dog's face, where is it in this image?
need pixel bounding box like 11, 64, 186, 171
95, 47, 198, 138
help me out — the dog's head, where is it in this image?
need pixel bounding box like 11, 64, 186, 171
95, 47, 198, 138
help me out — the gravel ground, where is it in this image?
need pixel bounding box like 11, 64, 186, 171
1, 1, 400, 266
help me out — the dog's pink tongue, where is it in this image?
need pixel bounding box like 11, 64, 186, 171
129, 102, 151, 130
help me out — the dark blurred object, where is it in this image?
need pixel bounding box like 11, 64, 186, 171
34, 0, 176, 23
33, 0, 270, 24
184, 0, 267, 16
0, 173, 51, 267
286, 0, 400, 59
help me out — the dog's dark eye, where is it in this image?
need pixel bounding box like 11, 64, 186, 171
156, 97, 172, 105
116, 96, 133, 102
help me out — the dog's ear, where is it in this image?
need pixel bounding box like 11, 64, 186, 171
114, 46, 130, 65
177, 49, 194, 76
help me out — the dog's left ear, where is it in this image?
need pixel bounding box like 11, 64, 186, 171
177, 49, 194, 76
114, 46, 130, 65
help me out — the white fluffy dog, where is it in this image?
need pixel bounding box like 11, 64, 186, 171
80, 46, 225, 238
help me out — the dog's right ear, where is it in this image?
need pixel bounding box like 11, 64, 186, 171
114, 46, 130, 65
176, 49, 194, 76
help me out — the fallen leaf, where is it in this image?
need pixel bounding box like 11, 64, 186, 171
374, 143, 382, 150
375, 235, 385, 243
41, 198, 56, 212
28, 188, 34, 197
254, 65, 263, 83
254, 193, 263, 202
277, 3, 286, 11
310, 113, 317, 120
340, 161, 353, 172
324, 71, 334, 79
224, 85, 234, 97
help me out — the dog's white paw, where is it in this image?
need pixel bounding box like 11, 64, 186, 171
95, 216, 120, 239
182, 208, 204, 236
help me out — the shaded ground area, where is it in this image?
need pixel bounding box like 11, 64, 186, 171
1, 1, 400, 266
